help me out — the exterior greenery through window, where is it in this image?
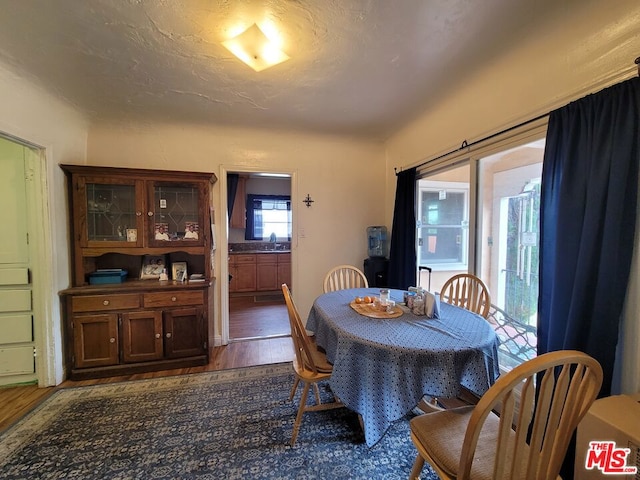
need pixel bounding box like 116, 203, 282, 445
245, 194, 291, 241
504, 181, 540, 325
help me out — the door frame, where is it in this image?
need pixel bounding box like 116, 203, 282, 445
218, 165, 298, 346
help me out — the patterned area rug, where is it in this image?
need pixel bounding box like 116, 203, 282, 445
0, 363, 437, 479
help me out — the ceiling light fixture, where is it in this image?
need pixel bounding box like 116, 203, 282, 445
222, 23, 289, 72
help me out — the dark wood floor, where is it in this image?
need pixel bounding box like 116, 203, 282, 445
0, 296, 294, 433
229, 293, 290, 340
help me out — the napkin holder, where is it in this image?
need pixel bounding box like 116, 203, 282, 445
408, 289, 440, 318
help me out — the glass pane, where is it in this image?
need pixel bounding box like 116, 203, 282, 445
477, 139, 543, 368
421, 191, 465, 225
262, 209, 290, 239
417, 177, 469, 269
154, 185, 199, 241
86, 183, 137, 242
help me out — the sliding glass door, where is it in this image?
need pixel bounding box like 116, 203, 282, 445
416, 138, 544, 370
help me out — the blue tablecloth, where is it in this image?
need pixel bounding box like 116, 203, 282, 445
306, 287, 500, 447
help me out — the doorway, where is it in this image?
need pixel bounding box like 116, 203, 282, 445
226, 171, 292, 342
0, 136, 42, 386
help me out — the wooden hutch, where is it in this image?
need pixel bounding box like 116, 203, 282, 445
59, 164, 216, 379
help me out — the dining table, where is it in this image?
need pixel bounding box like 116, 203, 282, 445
306, 287, 500, 447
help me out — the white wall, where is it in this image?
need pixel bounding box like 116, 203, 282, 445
385, 1, 640, 176
0, 60, 89, 386
87, 122, 386, 337
385, 0, 640, 393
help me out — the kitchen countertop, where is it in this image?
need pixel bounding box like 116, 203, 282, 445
229, 250, 290, 254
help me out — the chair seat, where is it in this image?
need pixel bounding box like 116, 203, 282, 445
410, 406, 518, 480
308, 345, 333, 373
408, 351, 602, 480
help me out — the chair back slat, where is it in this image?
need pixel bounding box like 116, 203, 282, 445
323, 265, 368, 293
440, 273, 491, 319
494, 390, 516, 478
513, 378, 535, 478
456, 350, 603, 480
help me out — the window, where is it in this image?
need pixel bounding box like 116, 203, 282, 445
245, 194, 291, 241
417, 181, 469, 269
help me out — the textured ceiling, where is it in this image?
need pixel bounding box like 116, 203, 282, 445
0, 0, 572, 139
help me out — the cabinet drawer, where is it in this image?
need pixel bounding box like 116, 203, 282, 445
143, 290, 204, 308
256, 254, 277, 264
277, 253, 291, 263
72, 294, 141, 312
231, 254, 256, 264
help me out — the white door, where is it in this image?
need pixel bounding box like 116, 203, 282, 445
0, 136, 36, 385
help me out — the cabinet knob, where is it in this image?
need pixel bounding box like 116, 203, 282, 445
103, 300, 110, 306
136, 211, 142, 217
147, 211, 154, 217
155, 333, 161, 339
166, 332, 172, 338
171, 296, 177, 302
109, 337, 116, 343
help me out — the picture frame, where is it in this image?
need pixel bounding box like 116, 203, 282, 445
154, 222, 170, 241
172, 261, 188, 282
183, 221, 199, 240
140, 255, 166, 279
126, 228, 137, 242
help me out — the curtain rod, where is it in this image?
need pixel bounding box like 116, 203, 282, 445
394, 111, 549, 176
395, 56, 640, 176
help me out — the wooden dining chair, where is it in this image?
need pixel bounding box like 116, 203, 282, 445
281, 284, 344, 446
323, 265, 369, 293
440, 273, 491, 319
409, 350, 603, 480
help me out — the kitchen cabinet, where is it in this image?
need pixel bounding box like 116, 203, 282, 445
230, 252, 291, 293
277, 253, 292, 288
60, 165, 216, 380
256, 254, 278, 290
229, 254, 257, 292
230, 175, 247, 229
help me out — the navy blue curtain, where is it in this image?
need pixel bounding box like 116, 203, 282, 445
539, 78, 639, 478
539, 77, 640, 394
245, 196, 263, 240
388, 167, 417, 289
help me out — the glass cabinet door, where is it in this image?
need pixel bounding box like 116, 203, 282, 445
148, 182, 204, 247
81, 178, 144, 247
